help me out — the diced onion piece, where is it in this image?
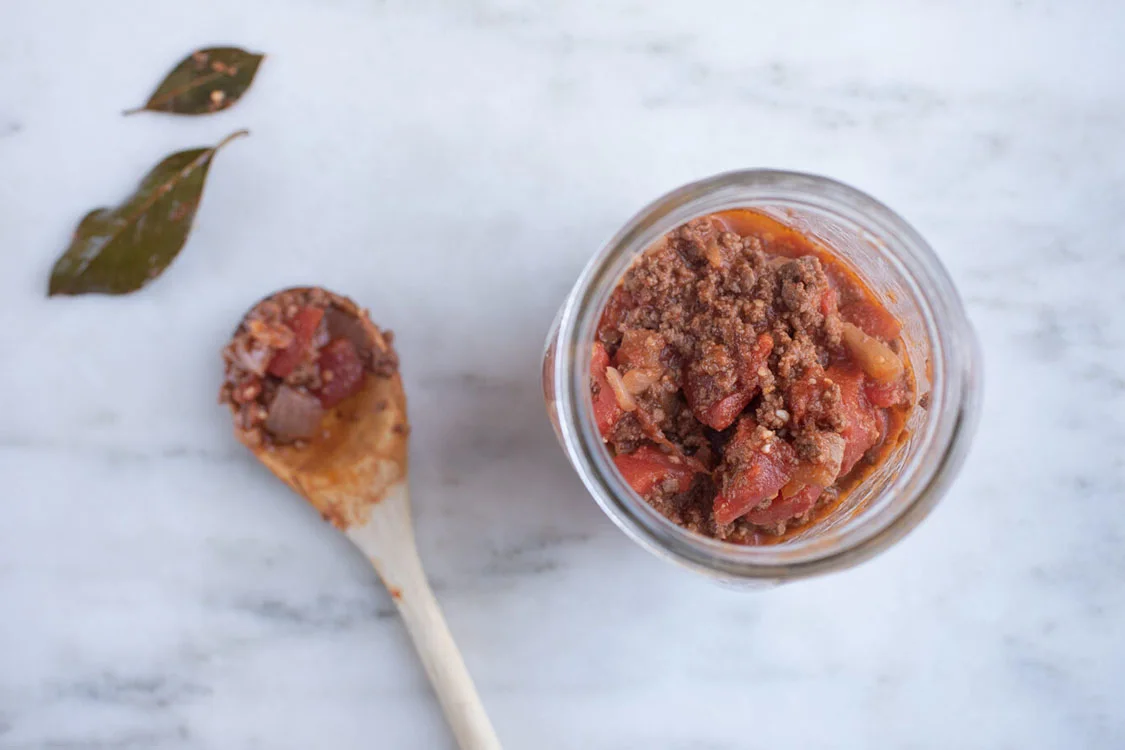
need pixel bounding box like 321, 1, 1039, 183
702, 240, 724, 268
265, 385, 325, 441
779, 478, 805, 499
605, 366, 637, 412
840, 321, 904, 382
622, 367, 660, 395
247, 318, 295, 349
232, 338, 270, 376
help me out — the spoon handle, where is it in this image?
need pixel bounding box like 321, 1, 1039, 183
393, 558, 503, 750
348, 487, 503, 750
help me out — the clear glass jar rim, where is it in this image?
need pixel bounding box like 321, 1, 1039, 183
552, 169, 981, 580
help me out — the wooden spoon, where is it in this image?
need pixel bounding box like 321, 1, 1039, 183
224, 289, 502, 750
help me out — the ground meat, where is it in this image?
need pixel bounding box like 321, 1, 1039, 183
220, 287, 398, 447
778, 256, 829, 330
754, 390, 789, 431
595, 210, 915, 544
610, 412, 646, 454
646, 475, 720, 540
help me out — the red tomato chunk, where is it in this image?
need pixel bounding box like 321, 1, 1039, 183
316, 338, 366, 408
827, 364, 881, 476
713, 418, 797, 526
745, 484, 822, 526
591, 342, 623, 438
268, 306, 325, 378
614, 445, 697, 497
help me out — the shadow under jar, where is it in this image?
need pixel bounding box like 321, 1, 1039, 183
543, 170, 981, 586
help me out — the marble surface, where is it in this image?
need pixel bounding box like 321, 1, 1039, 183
2, 1, 1124, 748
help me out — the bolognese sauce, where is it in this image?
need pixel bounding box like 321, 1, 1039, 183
220, 287, 398, 446
592, 210, 914, 544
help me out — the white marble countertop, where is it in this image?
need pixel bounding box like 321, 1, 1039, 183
2, 1, 1124, 748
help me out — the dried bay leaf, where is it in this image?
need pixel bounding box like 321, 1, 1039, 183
125, 47, 265, 116
48, 130, 249, 297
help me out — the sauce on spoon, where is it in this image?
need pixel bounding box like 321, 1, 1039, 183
220, 287, 502, 749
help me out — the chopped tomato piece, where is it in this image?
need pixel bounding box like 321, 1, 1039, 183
591, 342, 622, 438
827, 364, 880, 475
699, 391, 753, 433
713, 417, 797, 525
684, 345, 738, 430
315, 338, 365, 407
268, 306, 325, 378
785, 364, 834, 429
865, 377, 908, 408
685, 332, 773, 431
613, 445, 697, 497
685, 367, 743, 431
840, 300, 902, 341
745, 484, 822, 526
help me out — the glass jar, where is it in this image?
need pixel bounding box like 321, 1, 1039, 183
542, 170, 981, 585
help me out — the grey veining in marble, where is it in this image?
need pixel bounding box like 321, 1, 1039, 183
1, 0, 1123, 748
